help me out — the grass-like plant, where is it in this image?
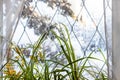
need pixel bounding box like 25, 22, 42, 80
0, 24, 107, 80
50, 24, 107, 80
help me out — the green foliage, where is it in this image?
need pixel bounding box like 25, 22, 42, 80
0, 24, 107, 80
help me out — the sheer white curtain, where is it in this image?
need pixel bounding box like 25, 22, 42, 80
4, 0, 24, 41
0, 0, 24, 71
0, 0, 3, 76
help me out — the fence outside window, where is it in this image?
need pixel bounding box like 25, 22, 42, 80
1, 0, 112, 79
